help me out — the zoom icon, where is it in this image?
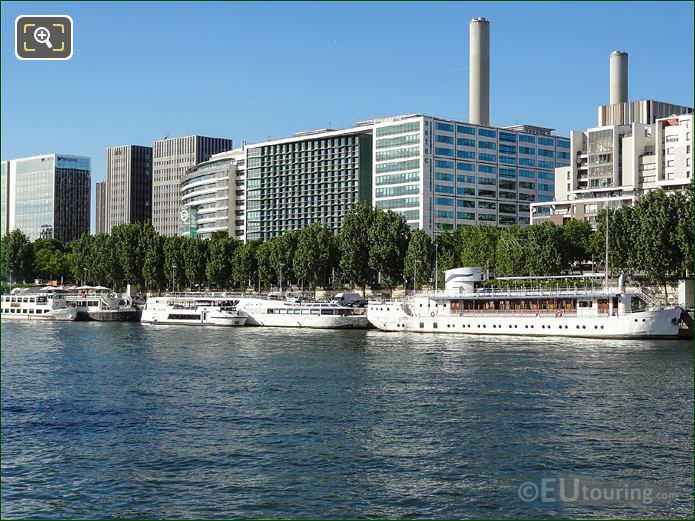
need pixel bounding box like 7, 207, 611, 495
16, 15, 73, 60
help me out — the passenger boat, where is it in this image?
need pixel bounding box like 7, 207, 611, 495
64, 286, 140, 321
230, 296, 370, 329
140, 295, 247, 326
1, 287, 78, 321
367, 267, 682, 338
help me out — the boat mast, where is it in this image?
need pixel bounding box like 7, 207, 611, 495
605, 203, 609, 290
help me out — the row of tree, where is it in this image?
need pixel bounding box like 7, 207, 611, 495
2, 186, 692, 293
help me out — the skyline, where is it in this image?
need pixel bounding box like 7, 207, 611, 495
1, 1, 694, 230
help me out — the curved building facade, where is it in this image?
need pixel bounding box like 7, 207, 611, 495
179, 149, 245, 241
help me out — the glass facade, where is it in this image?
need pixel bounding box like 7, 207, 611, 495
245, 131, 372, 241
4, 154, 90, 242
372, 116, 570, 234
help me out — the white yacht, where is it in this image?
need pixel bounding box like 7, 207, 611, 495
1, 287, 78, 321
141, 295, 247, 326
231, 296, 370, 329
64, 286, 140, 321
367, 267, 682, 339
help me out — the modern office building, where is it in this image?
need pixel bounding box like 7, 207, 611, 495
244, 128, 373, 241
1, 154, 91, 242
364, 114, 570, 234
104, 145, 153, 233
95, 180, 107, 234
152, 135, 233, 236
531, 52, 694, 226
179, 147, 247, 241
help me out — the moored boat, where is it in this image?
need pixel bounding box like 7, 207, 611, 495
232, 297, 370, 329
367, 267, 682, 339
64, 286, 140, 321
141, 295, 247, 326
1, 287, 78, 321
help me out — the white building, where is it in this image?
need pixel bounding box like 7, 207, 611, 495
179, 148, 247, 241
363, 114, 570, 234
530, 52, 693, 226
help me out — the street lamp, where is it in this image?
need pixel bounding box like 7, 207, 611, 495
83, 267, 87, 286
413, 259, 420, 293
278, 262, 284, 294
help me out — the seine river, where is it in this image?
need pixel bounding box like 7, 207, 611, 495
1, 321, 693, 519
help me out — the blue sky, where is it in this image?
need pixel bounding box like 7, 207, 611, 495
2, 1, 693, 230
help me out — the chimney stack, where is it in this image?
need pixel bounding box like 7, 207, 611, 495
469, 17, 490, 126
609, 51, 628, 105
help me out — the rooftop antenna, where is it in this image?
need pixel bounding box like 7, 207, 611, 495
164, 131, 170, 140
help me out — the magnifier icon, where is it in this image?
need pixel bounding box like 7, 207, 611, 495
33, 26, 53, 49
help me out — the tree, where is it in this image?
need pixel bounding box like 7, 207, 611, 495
70, 234, 93, 284
256, 239, 277, 289
525, 222, 567, 276
436, 231, 460, 287
339, 202, 376, 295
269, 231, 298, 290
163, 236, 187, 291
593, 206, 637, 275
456, 225, 500, 272
633, 189, 680, 293
90, 233, 121, 287
1, 229, 34, 283
143, 232, 167, 291
111, 223, 146, 288
184, 237, 208, 289
368, 210, 410, 292
404, 229, 434, 290
33, 238, 70, 282
671, 188, 693, 276
495, 225, 528, 276
206, 232, 236, 289
231, 240, 260, 289
293, 223, 333, 289
562, 219, 593, 270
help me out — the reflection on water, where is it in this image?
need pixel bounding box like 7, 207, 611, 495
2, 321, 693, 519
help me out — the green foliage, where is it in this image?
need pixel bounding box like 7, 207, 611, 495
231, 240, 260, 289
561, 219, 593, 267
404, 229, 433, 290
32, 238, 70, 282
633, 190, 681, 287
163, 236, 187, 291
206, 232, 236, 289
368, 210, 410, 290
184, 237, 208, 288
455, 225, 500, 270
339, 202, 377, 293
256, 240, 276, 288
1, 229, 34, 283
524, 222, 566, 275
495, 225, 529, 276
293, 223, 332, 289
142, 231, 166, 291
111, 224, 145, 288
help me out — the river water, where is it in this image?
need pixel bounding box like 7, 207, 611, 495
1, 321, 693, 519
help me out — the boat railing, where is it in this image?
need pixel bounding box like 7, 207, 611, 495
418, 285, 628, 299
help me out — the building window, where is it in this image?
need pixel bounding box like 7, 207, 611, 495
435, 122, 454, 132
457, 125, 475, 135
478, 128, 497, 138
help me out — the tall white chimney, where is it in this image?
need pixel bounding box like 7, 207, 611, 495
609, 51, 628, 105
469, 17, 490, 126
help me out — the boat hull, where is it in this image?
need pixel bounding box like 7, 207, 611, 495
1, 308, 77, 321
244, 314, 370, 329
367, 307, 682, 339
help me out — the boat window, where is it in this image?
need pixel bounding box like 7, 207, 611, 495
420, 322, 424, 328
311, 309, 320, 315
267, 309, 274, 314
321, 309, 334, 315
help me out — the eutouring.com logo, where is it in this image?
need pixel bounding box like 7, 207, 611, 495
518, 477, 679, 506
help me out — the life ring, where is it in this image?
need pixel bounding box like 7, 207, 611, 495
430, 311, 435, 317
555, 309, 563, 317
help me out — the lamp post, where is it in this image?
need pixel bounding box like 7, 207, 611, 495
83, 267, 87, 286
278, 262, 284, 294
413, 259, 420, 293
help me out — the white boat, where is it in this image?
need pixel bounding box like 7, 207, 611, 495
1, 287, 78, 321
367, 267, 682, 339
231, 296, 370, 329
64, 286, 140, 321
141, 295, 247, 326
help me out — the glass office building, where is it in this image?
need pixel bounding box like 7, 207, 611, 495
1, 154, 91, 242
244, 128, 373, 241
363, 114, 571, 235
